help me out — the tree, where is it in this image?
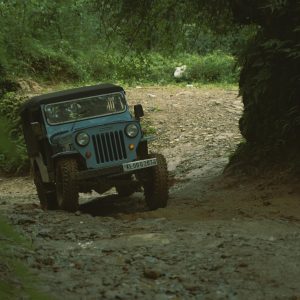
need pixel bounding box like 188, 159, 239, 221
229, 0, 300, 167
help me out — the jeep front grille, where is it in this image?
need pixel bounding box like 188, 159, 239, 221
92, 131, 127, 164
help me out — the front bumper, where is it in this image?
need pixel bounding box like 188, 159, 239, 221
76, 158, 156, 181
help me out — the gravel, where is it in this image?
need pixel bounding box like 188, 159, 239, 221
1, 86, 300, 299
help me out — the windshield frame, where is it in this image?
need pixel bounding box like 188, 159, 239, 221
43, 92, 127, 126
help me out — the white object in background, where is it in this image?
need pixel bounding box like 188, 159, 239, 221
174, 65, 187, 78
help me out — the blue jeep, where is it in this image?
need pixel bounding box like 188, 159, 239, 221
20, 84, 168, 212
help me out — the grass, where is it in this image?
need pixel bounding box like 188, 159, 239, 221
46, 81, 238, 93
20, 50, 238, 85
0, 216, 52, 300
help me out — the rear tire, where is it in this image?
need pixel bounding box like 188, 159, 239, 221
143, 153, 169, 210
33, 169, 58, 210
56, 159, 79, 212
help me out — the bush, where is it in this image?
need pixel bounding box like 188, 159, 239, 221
84, 50, 237, 84
19, 41, 89, 82
0, 93, 29, 174
183, 52, 238, 83
84, 50, 174, 84
84, 51, 116, 81
3, 36, 238, 85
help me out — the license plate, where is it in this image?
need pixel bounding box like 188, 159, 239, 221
123, 158, 157, 172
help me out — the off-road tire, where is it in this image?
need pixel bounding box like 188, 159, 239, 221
56, 159, 79, 212
33, 169, 58, 210
144, 153, 169, 210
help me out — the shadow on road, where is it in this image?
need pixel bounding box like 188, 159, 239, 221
79, 193, 147, 217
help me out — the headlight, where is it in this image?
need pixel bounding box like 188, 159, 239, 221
125, 124, 139, 138
76, 132, 90, 146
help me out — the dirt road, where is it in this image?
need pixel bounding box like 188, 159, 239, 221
1, 86, 300, 299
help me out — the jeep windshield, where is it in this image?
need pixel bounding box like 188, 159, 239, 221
44, 93, 126, 125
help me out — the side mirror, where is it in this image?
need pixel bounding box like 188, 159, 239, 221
30, 122, 43, 138
134, 104, 144, 119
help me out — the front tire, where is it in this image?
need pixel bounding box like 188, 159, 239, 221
56, 159, 79, 212
33, 168, 58, 210
143, 153, 169, 210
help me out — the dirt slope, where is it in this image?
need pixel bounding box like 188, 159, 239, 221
1, 86, 300, 300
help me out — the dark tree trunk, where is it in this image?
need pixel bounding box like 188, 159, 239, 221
229, 1, 300, 167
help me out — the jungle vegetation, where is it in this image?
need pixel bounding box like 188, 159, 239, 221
0, 0, 299, 173
0, 0, 246, 85
231, 0, 300, 172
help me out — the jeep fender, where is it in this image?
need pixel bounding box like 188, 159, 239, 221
52, 151, 81, 161
52, 151, 85, 170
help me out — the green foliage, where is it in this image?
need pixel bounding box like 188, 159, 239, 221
184, 52, 238, 83
21, 42, 89, 82
0, 0, 249, 84
0, 93, 29, 174
30, 49, 237, 84
231, 0, 300, 167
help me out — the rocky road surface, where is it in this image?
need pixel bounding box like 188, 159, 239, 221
1, 86, 300, 299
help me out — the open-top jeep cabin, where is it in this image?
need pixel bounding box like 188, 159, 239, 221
20, 84, 168, 212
